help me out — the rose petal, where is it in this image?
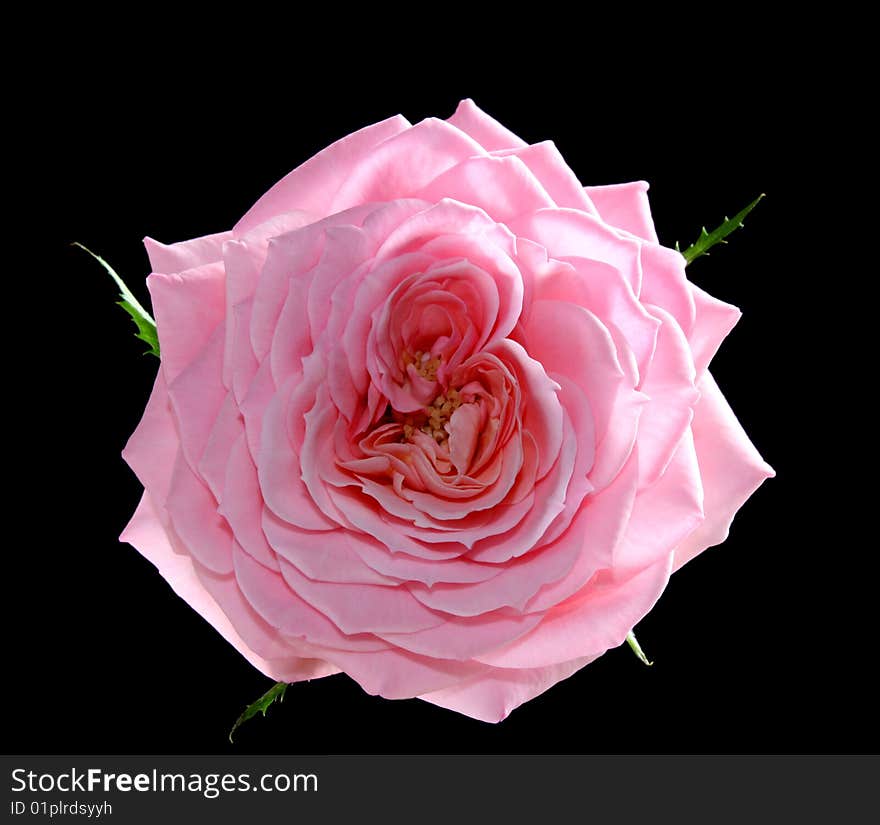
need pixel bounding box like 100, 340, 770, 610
614, 430, 704, 571
278, 558, 444, 636
344, 532, 500, 587
198, 392, 244, 500
148, 263, 226, 385
165, 451, 233, 574
493, 143, 600, 215
310, 646, 485, 700
232, 545, 390, 652
166, 324, 227, 474
525, 299, 647, 491
584, 181, 659, 242
234, 114, 411, 234
221, 239, 265, 390
229, 300, 260, 406
330, 118, 487, 211
509, 207, 641, 292
636, 304, 700, 488
258, 376, 338, 532
493, 338, 564, 479
466, 408, 578, 564
673, 372, 774, 570
378, 611, 544, 661
520, 375, 596, 553
476, 555, 673, 669
638, 242, 696, 336
446, 98, 528, 152
221, 212, 315, 388
533, 255, 660, 387
239, 356, 276, 457
688, 283, 742, 377
416, 155, 554, 223
248, 204, 377, 361
144, 231, 231, 275
409, 518, 583, 617
218, 434, 279, 571
525, 449, 639, 612
262, 511, 399, 587
122, 372, 178, 500
195, 560, 339, 680
419, 656, 597, 723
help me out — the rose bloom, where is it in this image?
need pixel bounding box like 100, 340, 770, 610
121, 99, 773, 722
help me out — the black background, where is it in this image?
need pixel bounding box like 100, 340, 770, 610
9, 27, 872, 756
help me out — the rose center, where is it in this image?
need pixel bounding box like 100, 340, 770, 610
401, 387, 464, 444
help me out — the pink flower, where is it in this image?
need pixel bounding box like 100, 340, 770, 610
122, 100, 773, 722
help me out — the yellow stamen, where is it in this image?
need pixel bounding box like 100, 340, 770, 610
417, 388, 463, 444
403, 350, 442, 381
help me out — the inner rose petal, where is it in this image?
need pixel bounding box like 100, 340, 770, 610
312, 331, 566, 555
367, 261, 501, 412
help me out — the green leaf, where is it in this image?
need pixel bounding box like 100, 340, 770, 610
229, 682, 288, 743
678, 193, 765, 265
625, 630, 653, 666
73, 242, 160, 358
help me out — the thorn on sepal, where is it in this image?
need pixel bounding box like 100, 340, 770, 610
229, 681, 288, 743
678, 194, 765, 266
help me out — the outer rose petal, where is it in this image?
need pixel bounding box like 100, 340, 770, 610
262, 514, 399, 586
524, 449, 639, 613
122, 371, 177, 501
638, 243, 696, 337
277, 559, 444, 636
144, 230, 232, 274
306, 645, 486, 700
218, 435, 280, 572
343, 532, 501, 587
673, 372, 774, 570
121, 494, 337, 683
377, 611, 544, 661
446, 98, 528, 152
231, 547, 391, 653
494, 143, 600, 215
148, 264, 226, 385
221, 212, 315, 388
329, 119, 487, 211
166, 325, 227, 474
199, 392, 244, 500
165, 451, 233, 574
584, 181, 659, 243
612, 431, 704, 571
419, 655, 599, 723
234, 114, 411, 234
415, 155, 554, 224
635, 304, 700, 488
510, 208, 641, 292
688, 283, 742, 377
476, 555, 673, 669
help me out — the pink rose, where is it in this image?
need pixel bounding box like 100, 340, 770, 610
121, 99, 773, 722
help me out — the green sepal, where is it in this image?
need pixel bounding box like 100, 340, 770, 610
229, 682, 288, 743
73, 242, 160, 358
678, 194, 765, 265
625, 630, 653, 666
